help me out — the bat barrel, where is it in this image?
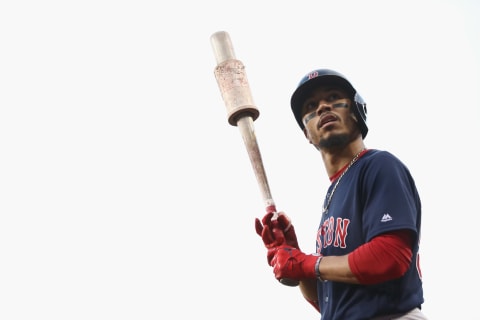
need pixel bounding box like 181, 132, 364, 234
210, 31, 235, 64
211, 31, 259, 126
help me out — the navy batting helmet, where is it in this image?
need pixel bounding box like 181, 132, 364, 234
290, 69, 368, 138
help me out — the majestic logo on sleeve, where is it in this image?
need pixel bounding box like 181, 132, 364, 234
381, 213, 393, 222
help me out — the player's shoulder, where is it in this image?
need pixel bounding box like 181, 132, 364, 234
362, 149, 406, 168
363, 149, 397, 160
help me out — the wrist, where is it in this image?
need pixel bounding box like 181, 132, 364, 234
303, 254, 322, 279
315, 255, 325, 282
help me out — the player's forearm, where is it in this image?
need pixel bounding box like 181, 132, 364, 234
317, 255, 361, 284
299, 278, 317, 300
318, 231, 413, 284
299, 279, 320, 312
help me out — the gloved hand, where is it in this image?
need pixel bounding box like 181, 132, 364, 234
269, 245, 320, 281
255, 211, 300, 250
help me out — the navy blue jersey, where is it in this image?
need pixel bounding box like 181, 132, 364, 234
316, 149, 424, 320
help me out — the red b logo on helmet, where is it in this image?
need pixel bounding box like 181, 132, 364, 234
308, 71, 319, 80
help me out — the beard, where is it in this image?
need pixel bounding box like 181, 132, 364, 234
317, 133, 350, 149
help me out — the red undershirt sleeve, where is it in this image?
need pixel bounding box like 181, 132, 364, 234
348, 230, 414, 285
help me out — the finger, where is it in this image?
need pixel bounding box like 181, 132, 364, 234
254, 218, 263, 236
261, 212, 275, 226
267, 247, 277, 266
261, 225, 275, 247
277, 212, 292, 231
273, 264, 281, 279
271, 227, 286, 245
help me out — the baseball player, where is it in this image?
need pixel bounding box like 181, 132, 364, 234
255, 69, 427, 319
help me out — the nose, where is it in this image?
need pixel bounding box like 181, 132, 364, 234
316, 101, 332, 115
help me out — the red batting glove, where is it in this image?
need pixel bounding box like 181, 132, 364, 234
275, 212, 300, 249
255, 211, 299, 249
255, 212, 285, 250
269, 245, 320, 281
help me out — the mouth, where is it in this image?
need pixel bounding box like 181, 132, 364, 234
318, 114, 338, 129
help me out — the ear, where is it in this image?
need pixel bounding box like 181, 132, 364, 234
350, 112, 358, 123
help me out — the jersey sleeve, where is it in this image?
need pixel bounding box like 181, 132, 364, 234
360, 152, 421, 242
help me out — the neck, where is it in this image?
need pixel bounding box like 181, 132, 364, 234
320, 138, 366, 178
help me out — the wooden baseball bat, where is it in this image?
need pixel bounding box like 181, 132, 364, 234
210, 31, 299, 287
210, 31, 275, 215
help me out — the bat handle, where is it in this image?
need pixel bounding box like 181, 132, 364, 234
265, 204, 276, 215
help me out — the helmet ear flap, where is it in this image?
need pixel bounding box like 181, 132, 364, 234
352, 93, 368, 138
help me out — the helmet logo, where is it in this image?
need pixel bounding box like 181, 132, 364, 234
308, 71, 319, 79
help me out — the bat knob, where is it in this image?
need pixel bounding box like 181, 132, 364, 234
279, 278, 300, 287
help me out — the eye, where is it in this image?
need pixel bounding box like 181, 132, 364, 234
301, 100, 318, 115
326, 93, 342, 102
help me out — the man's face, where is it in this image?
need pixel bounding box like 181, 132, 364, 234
301, 86, 360, 149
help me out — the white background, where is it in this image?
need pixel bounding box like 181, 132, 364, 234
1, 0, 479, 319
